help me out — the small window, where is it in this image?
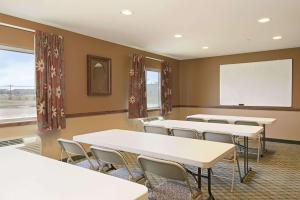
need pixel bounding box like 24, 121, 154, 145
0, 48, 36, 122
146, 69, 161, 109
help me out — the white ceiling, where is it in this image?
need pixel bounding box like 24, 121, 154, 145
1, 0, 300, 60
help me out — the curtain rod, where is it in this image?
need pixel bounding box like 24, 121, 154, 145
129, 53, 163, 62
0, 22, 35, 33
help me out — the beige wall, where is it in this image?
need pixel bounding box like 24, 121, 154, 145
0, 13, 299, 161
178, 48, 300, 141
0, 13, 180, 114
179, 48, 300, 107
0, 13, 180, 159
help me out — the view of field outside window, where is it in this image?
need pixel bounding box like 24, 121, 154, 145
0, 49, 36, 121
146, 69, 161, 109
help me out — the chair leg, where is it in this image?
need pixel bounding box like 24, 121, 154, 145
257, 137, 261, 163
236, 157, 242, 182
231, 161, 235, 192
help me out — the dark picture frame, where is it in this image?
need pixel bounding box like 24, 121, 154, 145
87, 55, 112, 96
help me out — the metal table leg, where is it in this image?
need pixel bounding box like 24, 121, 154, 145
197, 167, 201, 189
262, 124, 267, 152
241, 136, 253, 182
207, 168, 215, 200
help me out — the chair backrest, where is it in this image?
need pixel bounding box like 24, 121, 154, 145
203, 132, 233, 144
144, 125, 169, 135
170, 128, 199, 139
235, 121, 259, 126
138, 155, 187, 182
186, 117, 205, 122
57, 138, 87, 157
90, 146, 125, 166
207, 119, 229, 124
140, 116, 164, 124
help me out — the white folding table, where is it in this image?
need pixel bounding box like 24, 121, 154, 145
74, 129, 235, 200
187, 114, 276, 152
146, 120, 263, 182
0, 148, 148, 200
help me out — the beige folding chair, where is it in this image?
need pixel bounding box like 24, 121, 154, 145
186, 117, 205, 122
144, 125, 169, 135
170, 127, 202, 178
138, 155, 201, 200
207, 119, 229, 124
235, 121, 262, 162
140, 116, 164, 124
91, 146, 144, 182
203, 132, 241, 192
57, 138, 100, 170
170, 127, 200, 139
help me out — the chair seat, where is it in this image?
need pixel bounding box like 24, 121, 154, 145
108, 167, 144, 182
75, 159, 100, 170
148, 180, 200, 200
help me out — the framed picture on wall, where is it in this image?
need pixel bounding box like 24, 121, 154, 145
87, 55, 112, 96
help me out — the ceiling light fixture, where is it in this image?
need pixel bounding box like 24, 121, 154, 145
202, 46, 209, 49
121, 9, 133, 16
258, 18, 271, 23
272, 35, 282, 40
174, 34, 183, 38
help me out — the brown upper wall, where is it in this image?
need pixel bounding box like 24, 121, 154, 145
0, 13, 180, 115
179, 48, 300, 108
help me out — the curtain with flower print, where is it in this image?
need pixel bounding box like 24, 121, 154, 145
35, 30, 66, 132
161, 61, 172, 116
128, 54, 148, 119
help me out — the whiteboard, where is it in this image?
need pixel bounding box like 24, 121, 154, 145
220, 59, 292, 107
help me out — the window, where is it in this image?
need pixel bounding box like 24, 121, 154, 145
0, 48, 36, 122
146, 69, 161, 109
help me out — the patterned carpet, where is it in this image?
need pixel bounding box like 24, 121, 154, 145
124, 142, 300, 200
18, 141, 299, 199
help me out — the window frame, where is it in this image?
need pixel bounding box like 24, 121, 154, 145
145, 68, 161, 110
0, 45, 37, 125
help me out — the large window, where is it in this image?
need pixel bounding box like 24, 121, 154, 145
0, 48, 36, 122
146, 69, 161, 109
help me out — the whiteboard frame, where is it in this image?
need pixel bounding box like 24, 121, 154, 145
219, 59, 293, 108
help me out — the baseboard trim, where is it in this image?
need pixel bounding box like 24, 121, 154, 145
266, 138, 300, 145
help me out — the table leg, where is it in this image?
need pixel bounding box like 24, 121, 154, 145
207, 168, 215, 200
197, 167, 201, 190
262, 124, 267, 152
242, 136, 253, 182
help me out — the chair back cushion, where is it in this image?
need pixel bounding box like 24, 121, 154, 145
186, 118, 205, 122
138, 155, 186, 182
91, 146, 124, 165
235, 121, 259, 126
144, 125, 169, 135
207, 119, 229, 124
203, 132, 233, 144
171, 128, 198, 139
57, 139, 85, 156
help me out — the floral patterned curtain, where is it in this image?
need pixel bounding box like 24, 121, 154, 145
161, 61, 172, 116
35, 30, 66, 132
128, 54, 148, 119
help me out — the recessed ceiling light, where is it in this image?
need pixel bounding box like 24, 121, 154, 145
174, 34, 183, 38
202, 46, 209, 49
272, 35, 282, 40
258, 18, 271, 23
121, 9, 133, 16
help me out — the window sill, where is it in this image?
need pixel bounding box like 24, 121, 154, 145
0, 117, 37, 128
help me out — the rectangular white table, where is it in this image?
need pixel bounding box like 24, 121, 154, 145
186, 114, 276, 152
0, 148, 148, 200
74, 129, 235, 199
146, 120, 264, 182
